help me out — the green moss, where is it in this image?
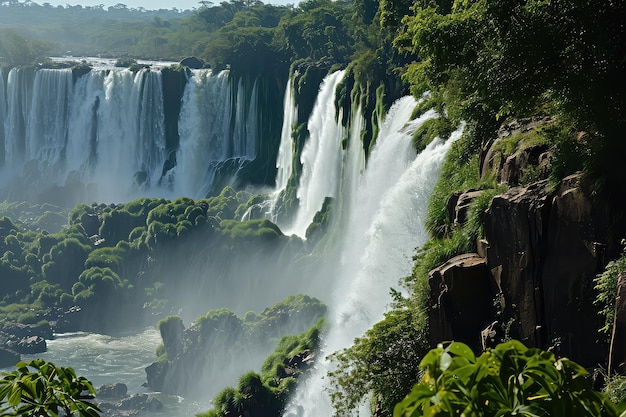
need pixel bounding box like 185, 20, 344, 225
411, 117, 455, 154
425, 134, 489, 239
305, 197, 333, 243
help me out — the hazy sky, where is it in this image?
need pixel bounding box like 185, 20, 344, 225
40, 1, 207, 9
37, 0, 293, 9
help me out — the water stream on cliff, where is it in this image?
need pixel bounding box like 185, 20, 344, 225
287, 70, 346, 237
285, 99, 461, 416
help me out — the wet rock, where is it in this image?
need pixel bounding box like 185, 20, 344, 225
6, 335, 47, 354
98, 383, 128, 399
116, 394, 163, 411
98, 393, 163, 417
145, 361, 168, 392
2, 322, 53, 339
179, 56, 204, 69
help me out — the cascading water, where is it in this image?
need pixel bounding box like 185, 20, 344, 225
287, 70, 346, 237
26, 69, 73, 173
0, 73, 6, 162
275, 77, 296, 195
242, 77, 297, 223
0, 64, 262, 203
285, 97, 461, 416
175, 69, 230, 198
3, 67, 34, 174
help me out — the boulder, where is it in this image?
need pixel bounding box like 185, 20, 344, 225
98, 393, 163, 417
540, 173, 617, 365
482, 173, 626, 365
6, 336, 47, 354
2, 322, 53, 339
480, 116, 554, 182
115, 394, 163, 411
0, 347, 20, 368
428, 253, 493, 351
453, 189, 484, 227
97, 383, 128, 399
500, 143, 551, 186
179, 57, 204, 69
145, 361, 168, 392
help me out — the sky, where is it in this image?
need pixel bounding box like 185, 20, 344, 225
34, 0, 291, 10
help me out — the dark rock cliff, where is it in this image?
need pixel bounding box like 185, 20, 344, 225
429, 122, 626, 368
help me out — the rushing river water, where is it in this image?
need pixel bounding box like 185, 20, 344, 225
3, 328, 210, 416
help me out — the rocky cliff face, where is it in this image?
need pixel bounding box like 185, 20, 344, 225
429, 120, 626, 368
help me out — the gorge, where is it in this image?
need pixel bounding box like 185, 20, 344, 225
2, 0, 626, 416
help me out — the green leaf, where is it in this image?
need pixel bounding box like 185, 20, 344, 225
447, 342, 476, 362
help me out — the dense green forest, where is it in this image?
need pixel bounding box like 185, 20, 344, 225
1, 0, 626, 416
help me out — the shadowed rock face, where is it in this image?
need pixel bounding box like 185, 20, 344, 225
428, 253, 492, 352
484, 180, 552, 349
429, 172, 626, 367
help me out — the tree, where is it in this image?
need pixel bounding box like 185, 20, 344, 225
395, 0, 626, 194
0, 359, 100, 417
0, 29, 51, 66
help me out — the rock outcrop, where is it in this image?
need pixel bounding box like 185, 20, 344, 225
0, 347, 19, 367
428, 253, 492, 351
429, 172, 626, 367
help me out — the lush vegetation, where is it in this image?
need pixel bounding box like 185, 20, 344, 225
395, 340, 623, 417
0, 188, 311, 333
0, 359, 99, 417
198, 318, 324, 417
148, 295, 326, 399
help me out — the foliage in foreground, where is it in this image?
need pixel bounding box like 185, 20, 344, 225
0, 359, 100, 417
395, 340, 623, 417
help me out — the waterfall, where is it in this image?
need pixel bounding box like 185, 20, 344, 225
4, 67, 34, 174
288, 70, 346, 237
26, 69, 72, 166
175, 69, 229, 198
135, 69, 166, 187
0, 65, 264, 203
0, 73, 6, 163
285, 97, 461, 416
275, 77, 296, 194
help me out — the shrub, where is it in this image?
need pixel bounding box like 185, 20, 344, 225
595, 250, 626, 339
394, 340, 620, 417
0, 359, 100, 417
